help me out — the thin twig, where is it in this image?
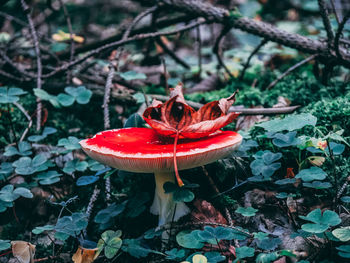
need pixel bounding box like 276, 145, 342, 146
161, 57, 169, 92
58, 0, 75, 83
213, 25, 233, 78
239, 38, 268, 81
42, 19, 209, 78
13, 102, 33, 142
335, 11, 350, 60
151, 7, 190, 69
267, 55, 317, 90
103, 64, 115, 130
197, 26, 202, 77
318, 0, 335, 49
330, 0, 341, 24
21, 0, 43, 131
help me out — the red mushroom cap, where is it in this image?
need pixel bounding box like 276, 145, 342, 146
80, 128, 242, 173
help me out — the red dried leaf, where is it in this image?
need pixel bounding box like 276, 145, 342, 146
143, 83, 239, 139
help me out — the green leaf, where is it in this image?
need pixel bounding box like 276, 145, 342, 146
0, 87, 27, 103
197, 226, 233, 241
4, 141, 32, 157
121, 239, 161, 258
300, 209, 341, 233
256, 238, 281, 250
295, 167, 327, 182
235, 206, 258, 217
33, 88, 60, 107
99, 230, 122, 259
336, 245, 350, 258
32, 225, 55, 234
35, 171, 62, 185
165, 248, 186, 260
176, 230, 204, 249
13, 187, 33, 198
272, 131, 300, 148
124, 113, 145, 128
303, 181, 331, 189
0, 240, 11, 252
76, 175, 99, 186
256, 113, 317, 133
163, 182, 195, 203
94, 202, 126, 224
57, 93, 75, 107
57, 136, 81, 150
254, 232, 269, 241
332, 227, 350, 242
125, 192, 150, 218
119, 71, 147, 81
55, 212, 88, 237
341, 196, 350, 203
235, 246, 255, 260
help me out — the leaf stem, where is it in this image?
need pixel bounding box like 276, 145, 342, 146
173, 131, 184, 187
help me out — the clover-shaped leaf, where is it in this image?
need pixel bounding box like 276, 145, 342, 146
97, 230, 122, 259
332, 227, 350, 242
163, 181, 195, 203
63, 159, 88, 174
0, 87, 27, 103
272, 131, 301, 148
234, 246, 255, 261
12, 154, 49, 175
256, 237, 281, 251
34, 88, 60, 107
235, 206, 258, 217
55, 212, 88, 237
35, 171, 62, 185
336, 245, 350, 259
0, 184, 33, 202
176, 230, 204, 249
28, 127, 57, 142
165, 248, 186, 260
94, 202, 126, 225
88, 159, 105, 171
295, 167, 327, 182
58, 86, 92, 106
57, 136, 81, 150
300, 208, 341, 233
4, 141, 32, 157
250, 151, 282, 181
119, 71, 147, 81
0, 162, 13, 180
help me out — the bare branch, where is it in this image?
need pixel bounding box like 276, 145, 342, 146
21, 0, 43, 131
267, 55, 317, 90
318, 0, 335, 49
239, 38, 268, 81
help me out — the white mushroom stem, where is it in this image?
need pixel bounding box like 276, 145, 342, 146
150, 171, 190, 227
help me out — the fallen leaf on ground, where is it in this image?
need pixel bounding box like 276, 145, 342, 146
11, 241, 35, 263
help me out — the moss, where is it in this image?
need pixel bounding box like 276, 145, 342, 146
304, 92, 350, 136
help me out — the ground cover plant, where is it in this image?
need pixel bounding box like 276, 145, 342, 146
0, 0, 350, 262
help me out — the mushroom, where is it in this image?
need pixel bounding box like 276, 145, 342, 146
80, 128, 242, 226
80, 83, 242, 226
